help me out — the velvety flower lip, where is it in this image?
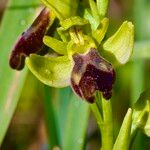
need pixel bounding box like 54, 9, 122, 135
9, 7, 50, 70
71, 48, 115, 103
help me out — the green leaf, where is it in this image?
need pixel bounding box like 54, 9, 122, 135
132, 89, 150, 137
52, 87, 72, 143
62, 94, 89, 150
132, 41, 150, 60
0, 0, 40, 145
92, 17, 109, 45
43, 87, 89, 150
41, 0, 79, 20
113, 108, 133, 150
26, 54, 72, 87
103, 21, 134, 64
43, 36, 67, 55
144, 108, 150, 136
43, 86, 60, 148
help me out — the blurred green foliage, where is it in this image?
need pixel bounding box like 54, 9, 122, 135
0, 0, 150, 150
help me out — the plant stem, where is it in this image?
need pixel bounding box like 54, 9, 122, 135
101, 97, 114, 150
90, 103, 103, 130
91, 1, 113, 149
91, 93, 114, 150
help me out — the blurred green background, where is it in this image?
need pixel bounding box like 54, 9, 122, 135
0, 0, 150, 149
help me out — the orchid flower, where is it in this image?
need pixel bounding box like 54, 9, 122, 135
9, 0, 134, 103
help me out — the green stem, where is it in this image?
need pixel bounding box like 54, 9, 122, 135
91, 93, 114, 150
90, 103, 103, 130
101, 97, 114, 150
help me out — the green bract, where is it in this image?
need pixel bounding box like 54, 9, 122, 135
113, 108, 133, 150
132, 89, 150, 137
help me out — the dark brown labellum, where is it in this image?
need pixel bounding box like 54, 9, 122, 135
9, 7, 50, 70
71, 48, 115, 103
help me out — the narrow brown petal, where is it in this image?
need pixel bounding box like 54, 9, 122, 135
9, 7, 50, 70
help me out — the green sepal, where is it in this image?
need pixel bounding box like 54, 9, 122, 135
103, 21, 134, 64
59, 16, 89, 31
113, 108, 133, 150
26, 54, 72, 87
132, 89, 150, 137
89, 0, 100, 25
84, 9, 99, 30
92, 17, 109, 45
96, 0, 109, 18
43, 36, 67, 55
67, 35, 96, 57
41, 0, 79, 20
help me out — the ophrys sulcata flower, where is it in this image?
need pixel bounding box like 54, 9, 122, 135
9, 0, 134, 103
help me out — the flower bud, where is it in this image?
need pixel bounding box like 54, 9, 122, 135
71, 48, 115, 103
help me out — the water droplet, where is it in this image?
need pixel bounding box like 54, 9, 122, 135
45, 69, 51, 76
74, 99, 80, 108
28, 8, 34, 14
20, 20, 26, 26
77, 138, 83, 144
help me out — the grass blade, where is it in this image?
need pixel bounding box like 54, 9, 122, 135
43, 86, 60, 149
43, 86, 89, 150
0, 0, 40, 145
62, 94, 89, 150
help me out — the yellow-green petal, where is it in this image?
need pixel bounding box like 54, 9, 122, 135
26, 54, 72, 87
103, 21, 134, 64
43, 36, 67, 55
